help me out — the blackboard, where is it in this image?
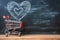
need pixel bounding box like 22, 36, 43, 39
0, 0, 60, 34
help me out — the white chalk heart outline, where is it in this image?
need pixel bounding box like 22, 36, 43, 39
14, 7, 23, 16
7, 1, 31, 21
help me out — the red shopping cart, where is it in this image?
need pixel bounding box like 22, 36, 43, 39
3, 16, 23, 37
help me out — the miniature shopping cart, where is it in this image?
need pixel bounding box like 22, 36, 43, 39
3, 16, 23, 37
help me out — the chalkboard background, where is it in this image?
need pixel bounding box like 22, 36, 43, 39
0, 0, 60, 34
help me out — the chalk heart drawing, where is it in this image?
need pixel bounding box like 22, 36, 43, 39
14, 7, 23, 16
7, 1, 31, 20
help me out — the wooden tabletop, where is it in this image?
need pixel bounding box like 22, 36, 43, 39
0, 34, 60, 40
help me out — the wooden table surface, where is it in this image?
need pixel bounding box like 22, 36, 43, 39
0, 34, 60, 40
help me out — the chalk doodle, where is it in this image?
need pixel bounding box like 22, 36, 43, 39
7, 1, 31, 21
14, 7, 23, 16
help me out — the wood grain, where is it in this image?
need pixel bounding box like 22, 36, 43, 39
0, 34, 60, 40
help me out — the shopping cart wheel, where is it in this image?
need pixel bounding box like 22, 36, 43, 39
18, 32, 21, 36
5, 33, 8, 37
